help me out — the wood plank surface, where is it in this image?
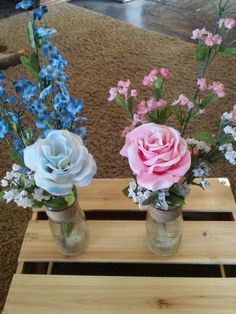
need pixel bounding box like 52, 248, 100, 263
73, 178, 236, 212
4, 275, 236, 314
19, 220, 236, 264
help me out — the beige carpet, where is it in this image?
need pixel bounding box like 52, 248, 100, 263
0, 2, 236, 310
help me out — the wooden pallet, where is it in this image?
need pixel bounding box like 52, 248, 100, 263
3, 178, 236, 313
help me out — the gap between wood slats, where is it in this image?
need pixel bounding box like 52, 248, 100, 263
36, 210, 234, 221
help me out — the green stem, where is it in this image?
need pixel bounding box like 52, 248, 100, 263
181, 7, 223, 137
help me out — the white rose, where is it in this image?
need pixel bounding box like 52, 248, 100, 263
23, 130, 97, 196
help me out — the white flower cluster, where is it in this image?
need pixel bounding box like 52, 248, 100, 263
224, 125, 236, 141
3, 189, 33, 208
221, 111, 232, 121
192, 162, 210, 178
219, 143, 236, 165
128, 181, 151, 209
1, 164, 51, 208
127, 181, 170, 210
186, 138, 211, 153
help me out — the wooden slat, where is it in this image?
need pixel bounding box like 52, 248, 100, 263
19, 220, 236, 264
4, 275, 236, 314
35, 178, 235, 212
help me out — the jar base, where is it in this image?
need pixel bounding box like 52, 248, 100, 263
146, 235, 182, 256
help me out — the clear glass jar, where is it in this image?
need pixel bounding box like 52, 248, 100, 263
145, 205, 183, 256
46, 199, 89, 256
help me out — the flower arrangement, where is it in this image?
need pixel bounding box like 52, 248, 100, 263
0, 0, 97, 211
108, 1, 236, 211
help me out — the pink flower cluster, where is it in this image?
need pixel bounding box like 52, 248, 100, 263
191, 27, 222, 47
108, 80, 137, 101
122, 98, 167, 137
172, 94, 194, 109
197, 78, 225, 98
219, 18, 236, 30
142, 68, 171, 87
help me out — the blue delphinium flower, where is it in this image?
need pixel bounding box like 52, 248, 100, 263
42, 41, 58, 58
21, 82, 38, 101
39, 85, 53, 100
35, 27, 57, 39
14, 137, 24, 155
16, 0, 33, 10
2, 97, 18, 103
33, 6, 48, 20
0, 84, 5, 96
68, 98, 83, 115
0, 119, 9, 140
8, 112, 20, 124
14, 79, 29, 93
30, 99, 47, 118
0, 71, 6, 81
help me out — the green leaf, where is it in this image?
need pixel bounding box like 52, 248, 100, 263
0, 190, 5, 201
199, 93, 218, 108
217, 134, 234, 145
65, 191, 76, 207
122, 186, 129, 197
127, 98, 133, 115
27, 21, 36, 49
219, 47, 236, 56
31, 200, 43, 208
20, 55, 40, 81
195, 44, 209, 62
167, 194, 185, 206
8, 150, 25, 167
115, 95, 128, 111
46, 197, 68, 210
193, 131, 216, 145
208, 0, 219, 13
31, 53, 40, 72
142, 191, 158, 206
152, 78, 164, 99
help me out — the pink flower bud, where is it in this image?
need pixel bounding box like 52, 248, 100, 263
108, 87, 118, 101
160, 67, 171, 79
197, 78, 208, 92
224, 18, 236, 29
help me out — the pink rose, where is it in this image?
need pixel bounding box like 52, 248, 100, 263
120, 123, 191, 191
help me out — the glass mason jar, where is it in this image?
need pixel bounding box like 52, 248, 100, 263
145, 205, 183, 256
46, 199, 89, 256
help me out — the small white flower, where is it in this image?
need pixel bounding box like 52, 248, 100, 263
193, 168, 205, 177
33, 188, 51, 201
4, 171, 15, 181
3, 189, 18, 203
129, 181, 137, 191
225, 150, 236, 165
224, 126, 236, 141
12, 164, 21, 172
221, 112, 232, 121
1, 179, 8, 187
200, 180, 210, 189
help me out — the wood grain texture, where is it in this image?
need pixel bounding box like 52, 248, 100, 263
5, 275, 236, 314
34, 178, 236, 212
19, 220, 236, 264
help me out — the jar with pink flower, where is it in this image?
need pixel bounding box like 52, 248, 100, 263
108, 12, 236, 255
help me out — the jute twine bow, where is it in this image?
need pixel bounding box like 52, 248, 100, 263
46, 201, 78, 223
149, 206, 182, 223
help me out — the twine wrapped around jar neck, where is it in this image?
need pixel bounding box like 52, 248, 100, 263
149, 205, 182, 223
46, 200, 78, 223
